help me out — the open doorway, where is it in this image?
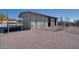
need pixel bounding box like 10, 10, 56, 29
48, 17, 51, 27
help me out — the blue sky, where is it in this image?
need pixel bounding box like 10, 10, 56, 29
0, 9, 79, 21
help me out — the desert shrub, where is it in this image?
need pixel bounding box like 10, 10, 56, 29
74, 20, 79, 26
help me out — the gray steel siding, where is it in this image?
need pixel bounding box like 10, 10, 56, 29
22, 13, 56, 29
22, 14, 31, 29
31, 15, 48, 29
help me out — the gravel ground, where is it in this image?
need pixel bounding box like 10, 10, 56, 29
0, 27, 79, 49
65, 27, 79, 35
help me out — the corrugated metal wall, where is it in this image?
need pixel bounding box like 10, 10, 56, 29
22, 14, 31, 29
31, 15, 48, 29
22, 13, 55, 30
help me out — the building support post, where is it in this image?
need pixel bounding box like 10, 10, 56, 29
30, 13, 31, 30
54, 18, 57, 26
36, 16, 37, 30
21, 18, 23, 31
44, 17, 45, 29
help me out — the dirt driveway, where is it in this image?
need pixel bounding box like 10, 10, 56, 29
0, 27, 79, 49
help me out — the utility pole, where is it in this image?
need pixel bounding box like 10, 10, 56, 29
7, 12, 9, 33
60, 17, 63, 26
65, 17, 69, 26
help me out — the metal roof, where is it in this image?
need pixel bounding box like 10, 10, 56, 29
18, 11, 58, 19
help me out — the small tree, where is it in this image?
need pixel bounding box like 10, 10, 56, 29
0, 13, 8, 23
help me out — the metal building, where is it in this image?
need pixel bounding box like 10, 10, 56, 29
18, 11, 58, 30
